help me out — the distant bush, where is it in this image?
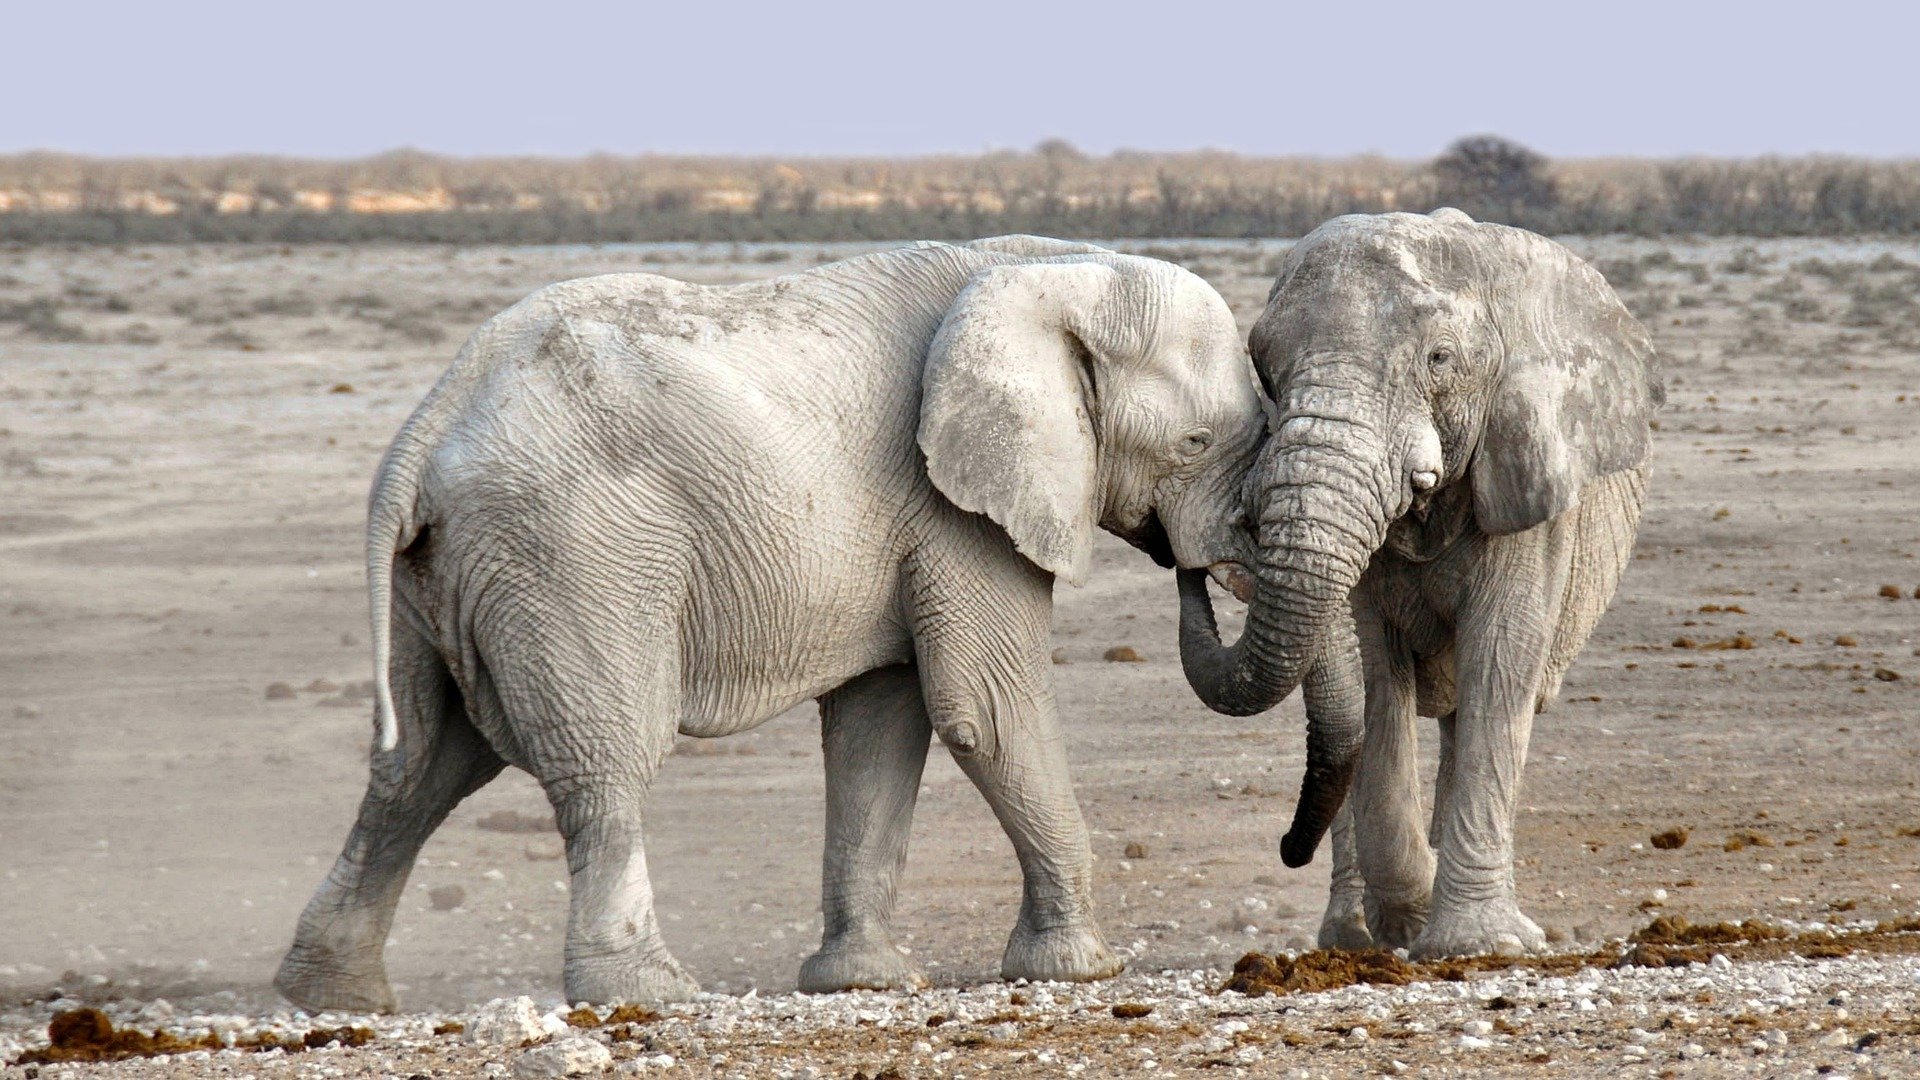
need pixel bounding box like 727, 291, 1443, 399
1431, 135, 1558, 218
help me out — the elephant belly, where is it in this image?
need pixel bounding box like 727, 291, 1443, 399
672, 538, 917, 738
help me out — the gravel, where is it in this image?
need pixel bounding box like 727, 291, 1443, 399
5, 941, 1919, 1077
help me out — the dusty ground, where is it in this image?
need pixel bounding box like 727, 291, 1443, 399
2, 236, 1918, 1075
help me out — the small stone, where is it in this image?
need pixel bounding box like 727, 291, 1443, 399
465, 996, 547, 1046
1459, 1034, 1493, 1049
512, 1035, 612, 1077
1111, 1002, 1153, 1019
1103, 645, 1145, 663
265, 682, 296, 701
304, 678, 340, 693
1709, 953, 1732, 970
1874, 667, 1901, 682
1880, 584, 1903, 599
1835, 634, 1859, 647
1461, 1020, 1494, 1037
1124, 841, 1149, 860
429, 884, 467, 911
1051, 647, 1070, 664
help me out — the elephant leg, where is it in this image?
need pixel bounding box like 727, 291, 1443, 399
1429, 711, 1458, 850
798, 664, 932, 993
487, 599, 698, 1004
277, 615, 504, 1013
911, 549, 1120, 984
1316, 800, 1373, 950
1411, 558, 1551, 960
1351, 622, 1435, 950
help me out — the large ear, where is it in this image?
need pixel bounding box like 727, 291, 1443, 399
919, 262, 1128, 585
1470, 227, 1666, 535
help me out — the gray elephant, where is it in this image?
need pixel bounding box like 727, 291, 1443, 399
275, 235, 1266, 1011
1177, 210, 1662, 958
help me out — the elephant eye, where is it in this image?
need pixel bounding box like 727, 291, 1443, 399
1428, 347, 1454, 367
1180, 431, 1214, 456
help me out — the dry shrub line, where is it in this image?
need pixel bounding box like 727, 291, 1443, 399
12, 141, 1920, 242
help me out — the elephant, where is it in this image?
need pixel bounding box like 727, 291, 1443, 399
1176, 209, 1662, 958
274, 235, 1268, 1012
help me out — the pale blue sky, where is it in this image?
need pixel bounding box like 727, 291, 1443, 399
12, 0, 1915, 158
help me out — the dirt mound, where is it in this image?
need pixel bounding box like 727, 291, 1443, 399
1632, 915, 1786, 946
1220, 914, 1920, 1001
1223, 949, 1417, 996
11, 1008, 373, 1065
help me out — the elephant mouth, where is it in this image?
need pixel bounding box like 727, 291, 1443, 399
1207, 561, 1256, 603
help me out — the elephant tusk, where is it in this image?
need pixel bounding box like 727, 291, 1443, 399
1207, 561, 1256, 603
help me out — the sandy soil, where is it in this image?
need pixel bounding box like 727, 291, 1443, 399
2, 236, 1918, 1074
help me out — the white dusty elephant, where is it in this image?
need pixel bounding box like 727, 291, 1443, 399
275, 236, 1267, 1011
1177, 210, 1663, 958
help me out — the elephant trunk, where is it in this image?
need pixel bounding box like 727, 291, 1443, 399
1177, 412, 1399, 864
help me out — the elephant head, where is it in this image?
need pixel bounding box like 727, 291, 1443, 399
918, 251, 1264, 586
1178, 210, 1663, 865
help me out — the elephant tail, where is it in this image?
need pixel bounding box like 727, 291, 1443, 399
366, 431, 432, 754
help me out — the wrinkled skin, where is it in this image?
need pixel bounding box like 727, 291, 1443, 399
1179, 210, 1662, 958
275, 235, 1265, 1011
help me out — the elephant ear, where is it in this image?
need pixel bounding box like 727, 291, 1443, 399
1469, 228, 1665, 536
920, 262, 1122, 586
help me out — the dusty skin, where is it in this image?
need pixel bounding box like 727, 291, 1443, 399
3, 238, 1919, 1075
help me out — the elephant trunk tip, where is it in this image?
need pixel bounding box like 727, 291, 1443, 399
1278, 830, 1319, 869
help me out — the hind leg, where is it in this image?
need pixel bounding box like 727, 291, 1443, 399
276, 618, 503, 1013
485, 609, 698, 1005
1316, 802, 1373, 949
800, 664, 932, 992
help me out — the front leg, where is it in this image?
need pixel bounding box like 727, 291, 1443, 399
799, 664, 932, 992
1411, 547, 1551, 959
910, 546, 1120, 984
1350, 618, 1436, 949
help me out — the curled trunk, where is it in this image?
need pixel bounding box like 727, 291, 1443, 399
1177, 423, 1395, 865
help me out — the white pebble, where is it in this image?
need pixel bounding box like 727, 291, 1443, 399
512, 1036, 611, 1077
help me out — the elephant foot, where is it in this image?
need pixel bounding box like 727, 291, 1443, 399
1002, 921, 1123, 983
798, 936, 928, 993
564, 949, 701, 1005
1363, 888, 1431, 951
1408, 899, 1545, 960
1316, 897, 1375, 951
274, 945, 397, 1014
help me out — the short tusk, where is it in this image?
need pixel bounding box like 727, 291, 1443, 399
1411, 470, 1439, 492
1207, 561, 1256, 603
